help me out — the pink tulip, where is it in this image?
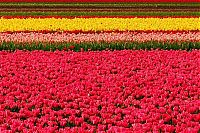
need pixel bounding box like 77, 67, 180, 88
0, 31, 199, 44
0, 50, 199, 132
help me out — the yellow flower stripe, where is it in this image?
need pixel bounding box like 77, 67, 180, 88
0, 17, 199, 32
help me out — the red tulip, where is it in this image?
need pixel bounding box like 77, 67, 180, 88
0, 50, 199, 132
69, 45, 75, 50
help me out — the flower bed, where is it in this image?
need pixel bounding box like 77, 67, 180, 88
0, 1, 199, 132
0, 17, 199, 32
1, 16, 199, 18
0, 50, 200, 132
0, 31, 199, 44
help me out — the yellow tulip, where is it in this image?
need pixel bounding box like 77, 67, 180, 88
0, 17, 199, 32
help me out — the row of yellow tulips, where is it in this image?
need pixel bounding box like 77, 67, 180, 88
0, 17, 199, 32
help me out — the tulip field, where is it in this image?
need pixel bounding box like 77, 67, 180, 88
0, 0, 200, 132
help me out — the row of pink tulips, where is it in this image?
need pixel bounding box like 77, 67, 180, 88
0, 31, 199, 44
0, 50, 199, 132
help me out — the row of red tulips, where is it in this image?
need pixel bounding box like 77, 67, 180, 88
1, 16, 198, 19
0, 50, 199, 132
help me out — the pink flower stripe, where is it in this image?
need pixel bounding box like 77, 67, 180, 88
0, 50, 200, 132
0, 31, 199, 43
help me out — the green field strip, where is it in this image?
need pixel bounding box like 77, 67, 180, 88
0, 2, 199, 7
1, 41, 200, 51
0, 11, 199, 16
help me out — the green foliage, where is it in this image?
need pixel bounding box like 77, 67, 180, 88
0, 2, 199, 7
0, 41, 199, 51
